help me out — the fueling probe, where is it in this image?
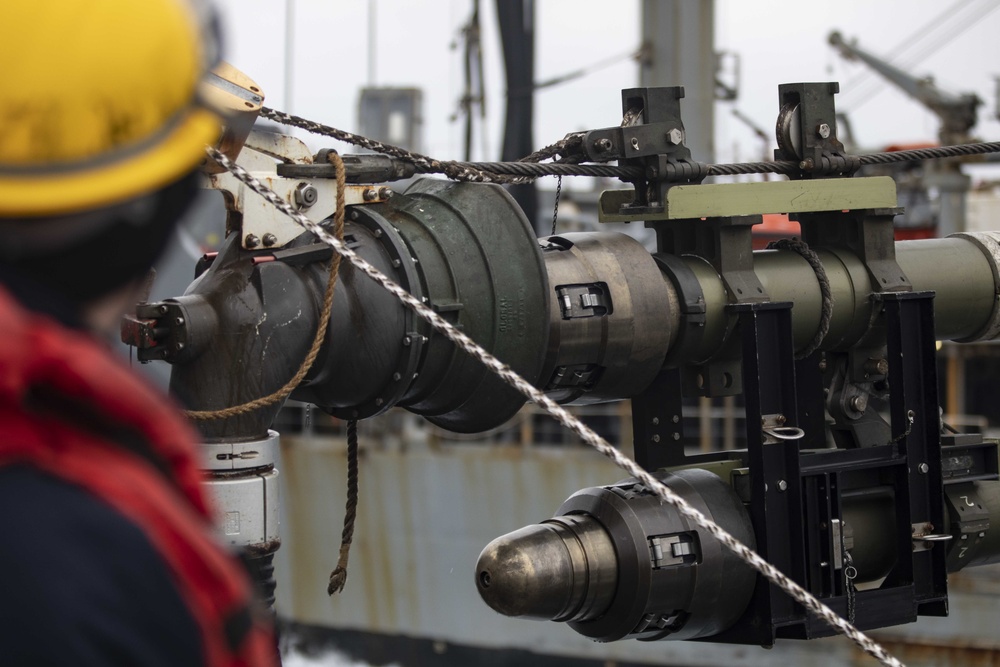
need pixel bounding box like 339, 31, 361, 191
123, 79, 1000, 651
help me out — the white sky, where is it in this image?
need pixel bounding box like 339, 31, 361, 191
213, 0, 1000, 182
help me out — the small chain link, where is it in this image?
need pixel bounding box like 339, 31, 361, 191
550, 175, 562, 236
891, 409, 916, 444
844, 550, 859, 625
206, 145, 905, 667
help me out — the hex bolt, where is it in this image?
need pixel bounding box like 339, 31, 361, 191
262, 233, 278, 247
666, 128, 684, 145
378, 187, 393, 199
373, 228, 383, 238
594, 138, 613, 152
174, 317, 185, 326
349, 209, 359, 221
672, 414, 680, 423
651, 417, 660, 426
777, 480, 788, 492
849, 395, 867, 412
672, 432, 681, 441
245, 234, 261, 249
294, 182, 318, 209
918, 462, 929, 474
363, 187, 378, 202
651, 434, 661, 443
817, 123, 831, 139
864, 358, 890, 375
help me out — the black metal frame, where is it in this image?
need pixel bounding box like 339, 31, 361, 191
631, 290, 959, 645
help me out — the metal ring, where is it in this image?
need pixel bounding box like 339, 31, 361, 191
918, 534, 954, 542
764, 426, 805, 441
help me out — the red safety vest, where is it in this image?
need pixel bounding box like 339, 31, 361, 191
0, 288, 276, 667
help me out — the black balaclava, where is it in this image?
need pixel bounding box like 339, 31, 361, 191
0, 169, 200, 325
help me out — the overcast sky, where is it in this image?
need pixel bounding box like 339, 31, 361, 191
213, 0, 1000, 184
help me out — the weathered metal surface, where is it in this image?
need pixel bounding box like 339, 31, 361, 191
119, 313, 159, 350
275, 425, 1000, 666
205, 129, 391, 250
598, 177, 897, 222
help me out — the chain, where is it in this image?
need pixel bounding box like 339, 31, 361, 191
844, 550, 859, 625
550, 176, 563, 236
891, 410, 916, 444
206, 145, 904, 667
260, 106, 1000, 184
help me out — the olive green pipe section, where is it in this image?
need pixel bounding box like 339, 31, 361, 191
897, 237, 996, 340
676, 236, 999, 362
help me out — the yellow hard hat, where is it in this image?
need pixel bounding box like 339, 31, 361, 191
0, 0, 223, 217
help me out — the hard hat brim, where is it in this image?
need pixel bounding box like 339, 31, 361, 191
0, 107, 220, 218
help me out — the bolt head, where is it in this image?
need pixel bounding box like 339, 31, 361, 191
245, 234, 260, 248
777, 480, 788, 492
594, 137, 613, 152
262, 233, 278, 247
918, 462, 930, 474
378, 186, 393, 199
363, 188, 378, 202
666, 128, 684, 145
817, 123, 832, 139
294, 182, 318, 208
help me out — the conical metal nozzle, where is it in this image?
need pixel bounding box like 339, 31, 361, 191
475, 513, 618, 623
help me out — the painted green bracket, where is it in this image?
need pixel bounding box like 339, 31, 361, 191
598, 176, 898, 222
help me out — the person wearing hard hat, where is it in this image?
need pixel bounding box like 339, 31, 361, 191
0, 1, 276, 665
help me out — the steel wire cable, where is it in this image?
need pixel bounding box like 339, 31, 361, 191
260, 107, 1000, 183
205, 145, 906, 667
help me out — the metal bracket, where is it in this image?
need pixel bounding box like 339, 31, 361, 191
582, 86, 706, 214
773, 82, 859, 178
796, 208, 910, 293
556, 283, 611, 319
943, 484, 991, 571
204, 129, 394, 250
649, 533, 699, 568
653, 215, 768, 304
